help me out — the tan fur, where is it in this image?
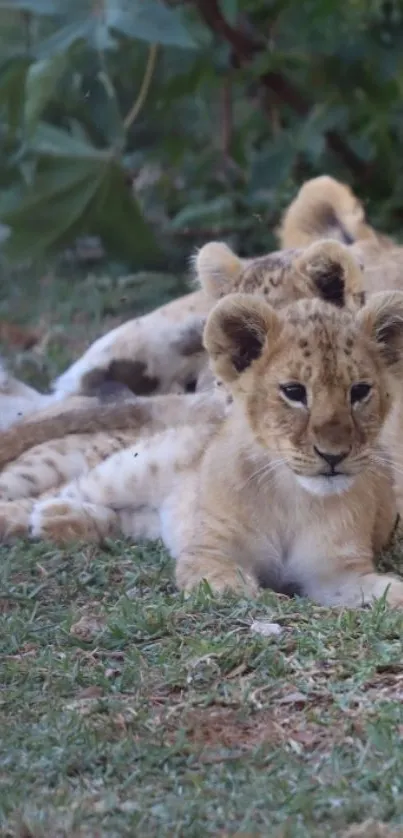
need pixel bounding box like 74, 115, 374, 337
50, 191, 403, 414
53, 289, 210, 399
195, 237, 365, 309
0, 359, 57, 430
0, 225, 367, 429
2, 174, 401, 432
0, 361, 140, 431
0, 393, 226, 500
1, 172, 401, 431
2, 178, 403, 525
0, 290, 211, 431
278, 174, 393, 249
1, 290, 403, 611
278, 175, 403, 296
0, 357, 139, 430
0, 239, 365, 476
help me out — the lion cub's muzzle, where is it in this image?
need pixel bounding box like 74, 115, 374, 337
313, 445, 351, 476
292, 443, 362, 496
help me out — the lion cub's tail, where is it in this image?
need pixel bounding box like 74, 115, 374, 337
0, 393, 224, 472
278, 175, 384, 250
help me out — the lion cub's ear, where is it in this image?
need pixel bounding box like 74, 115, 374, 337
195, 242, 243, 298
358, 291, 403, 372
294, 240, 365, 309
203, 293, 281, 384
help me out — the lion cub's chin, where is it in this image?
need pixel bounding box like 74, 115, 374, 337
295, 474, 356, 497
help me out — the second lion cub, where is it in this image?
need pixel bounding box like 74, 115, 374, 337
3, 279, 403, 608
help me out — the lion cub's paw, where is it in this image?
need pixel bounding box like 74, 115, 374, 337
29, 499, 96, 544
177, 561, 259, 597
0, 499, 32, 540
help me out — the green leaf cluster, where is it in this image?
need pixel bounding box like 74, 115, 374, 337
0, 0, 402, 269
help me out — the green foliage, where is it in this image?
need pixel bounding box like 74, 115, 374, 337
0, 0, 403, 270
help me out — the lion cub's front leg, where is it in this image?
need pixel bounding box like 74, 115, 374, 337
294, 533, 403, 609
306, 569, 403, 609
176, 551, 259, 596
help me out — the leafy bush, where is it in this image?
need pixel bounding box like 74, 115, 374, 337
0, 0, 403, 270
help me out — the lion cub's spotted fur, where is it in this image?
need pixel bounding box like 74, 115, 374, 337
3, 172, 402, 434
2, 285, 403, 609
0, 239, 364, 500
46, 174, 403, 405
2, 176, 403, 607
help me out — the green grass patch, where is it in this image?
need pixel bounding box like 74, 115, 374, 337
2, 541, 403, 837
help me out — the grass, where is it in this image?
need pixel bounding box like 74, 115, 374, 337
1, 260, 403, 837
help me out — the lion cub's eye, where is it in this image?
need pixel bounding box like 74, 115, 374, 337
350, 382, 372, 405
279, 383, 307, 406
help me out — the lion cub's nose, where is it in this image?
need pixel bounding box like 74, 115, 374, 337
313, 447, 350, 471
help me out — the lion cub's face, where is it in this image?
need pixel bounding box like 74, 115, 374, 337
244, 300, 389, 496
205, 289, 403, 498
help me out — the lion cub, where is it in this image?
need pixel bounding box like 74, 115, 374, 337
3, 283, 403, 609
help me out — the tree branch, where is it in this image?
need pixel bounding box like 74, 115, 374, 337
194, 0, 369, 179
124, 44, 159, 131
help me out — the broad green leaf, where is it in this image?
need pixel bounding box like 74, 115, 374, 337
35, 19, 93, 59
35, 0, 196, 54
87, 71, 125, 148
296, 105, 348, 164
0, 0, 57, 12
0, 184, 26, 217
300, 104, 348, 137
109, 0, 196, 49
170, 196, 234, 230
0, 158, 104, 215
0, 161, 105, 259
0, 142, 160, 265
0, 56, 31, 133
24, 54, 67, 133
348, 134, 375, 162
66, 119, 92, 145
94, 164, 162, 266
249, 140, 297, 192
29, 122, 110, 160
158, 57, 213, 103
